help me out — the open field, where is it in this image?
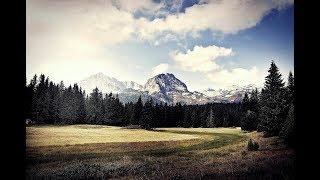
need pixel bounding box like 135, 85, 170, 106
27, 125, 202, 146
26, 125, 295, 179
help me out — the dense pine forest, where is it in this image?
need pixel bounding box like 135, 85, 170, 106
25, 61, 295, 144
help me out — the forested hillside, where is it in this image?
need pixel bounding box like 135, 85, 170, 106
25, 61, 295, 144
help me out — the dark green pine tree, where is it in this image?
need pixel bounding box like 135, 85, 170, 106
190, 108, 197, 128
48, 82, 60, 123
33, 74, 51, 123
206, 108, 215, 128
140, 98, 154, 130
123, 102, 134, 126
152, 103, 160, 127
113, 94, 124, 125
287, 71, 294, 97
241, 110, 258, 131
280, 72, 295, 145
165, 105, 171, 127
55, 81, 65, 124
163, 103, 168, 127
280, 103, 295, 146
76, 87, 87, 124
242, 93, 250, 112
258, 61, 286, 136
59, 85, 75, 124
240, 93, 250, 130
285, 71, 294, 106
129, 102, 135, 126
193, 105, 202, 127
249, 88, 260, 113
199, 105, 208, 127
87, 87, 104, 124
278, 72, 295, 130
26, 74, 37, 120
104, 93, 114, 121
133, 96, 143, 125
241, 89, 260, 131
84, 94, 91, 124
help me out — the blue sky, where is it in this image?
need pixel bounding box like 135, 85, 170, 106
27, 0, 294, 91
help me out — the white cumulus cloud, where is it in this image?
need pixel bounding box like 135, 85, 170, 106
205, 66, 266, 88
169, 45, 266, 89
27, 0, 293, 86
134, 0, 294, 41
27, 0, 294, 50
170, 45, 233, 72
112, 0, 164, 13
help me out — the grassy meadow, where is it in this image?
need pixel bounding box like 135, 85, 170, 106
26, 125, 295, 179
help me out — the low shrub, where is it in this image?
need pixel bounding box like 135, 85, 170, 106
247, 139, 259, 151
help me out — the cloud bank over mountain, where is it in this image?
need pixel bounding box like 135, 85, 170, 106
27, 0, 294, 89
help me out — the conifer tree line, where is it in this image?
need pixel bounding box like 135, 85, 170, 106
25, 74, 242, 128
25, 61, 294, 143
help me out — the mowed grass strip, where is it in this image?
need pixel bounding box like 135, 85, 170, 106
137, 129, 246, 157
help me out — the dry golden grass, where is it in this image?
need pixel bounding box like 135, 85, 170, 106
26, 125, 295, 179
26, 125, 201, 147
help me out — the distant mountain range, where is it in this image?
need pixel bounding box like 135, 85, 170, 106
78, 73, 257, 104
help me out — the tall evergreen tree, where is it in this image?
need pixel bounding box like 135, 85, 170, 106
104, 93, 114, 120
163, 103, 168, 127
133, 96, 143, 125
48, 82, 60, 123
241, 110, 258, 131
249, 88, 260, 112
26, 75, 37, 119
206, 108, 215, 128
141, 98, 154, 129
199, 105, 208, 127
190, 108, 197, 127
87, 87, 104, 124
258, 61, 286, 136
33, 74, 51, 123
76, 87, 87, 123
55, 81, 65, 124
105, 94, 124, 124
280, 72, 295, 145
193, 105, 202, 127
123, 102, 134, 126
59, 85, 76, 124
114, 94, 124, 123
280, 103, 295, 146
182, 106, 191, 127
287, 71, 294, 98
242, 93, 250, 112
285, 72, 294, 114
241, 89, 260, 131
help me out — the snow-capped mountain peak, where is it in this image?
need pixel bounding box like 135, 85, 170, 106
123, 81, 143, 90
144, 73, 188, 94
78, 72, 256, 104
79, 73, 142, 94
202, 84, 257, 103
